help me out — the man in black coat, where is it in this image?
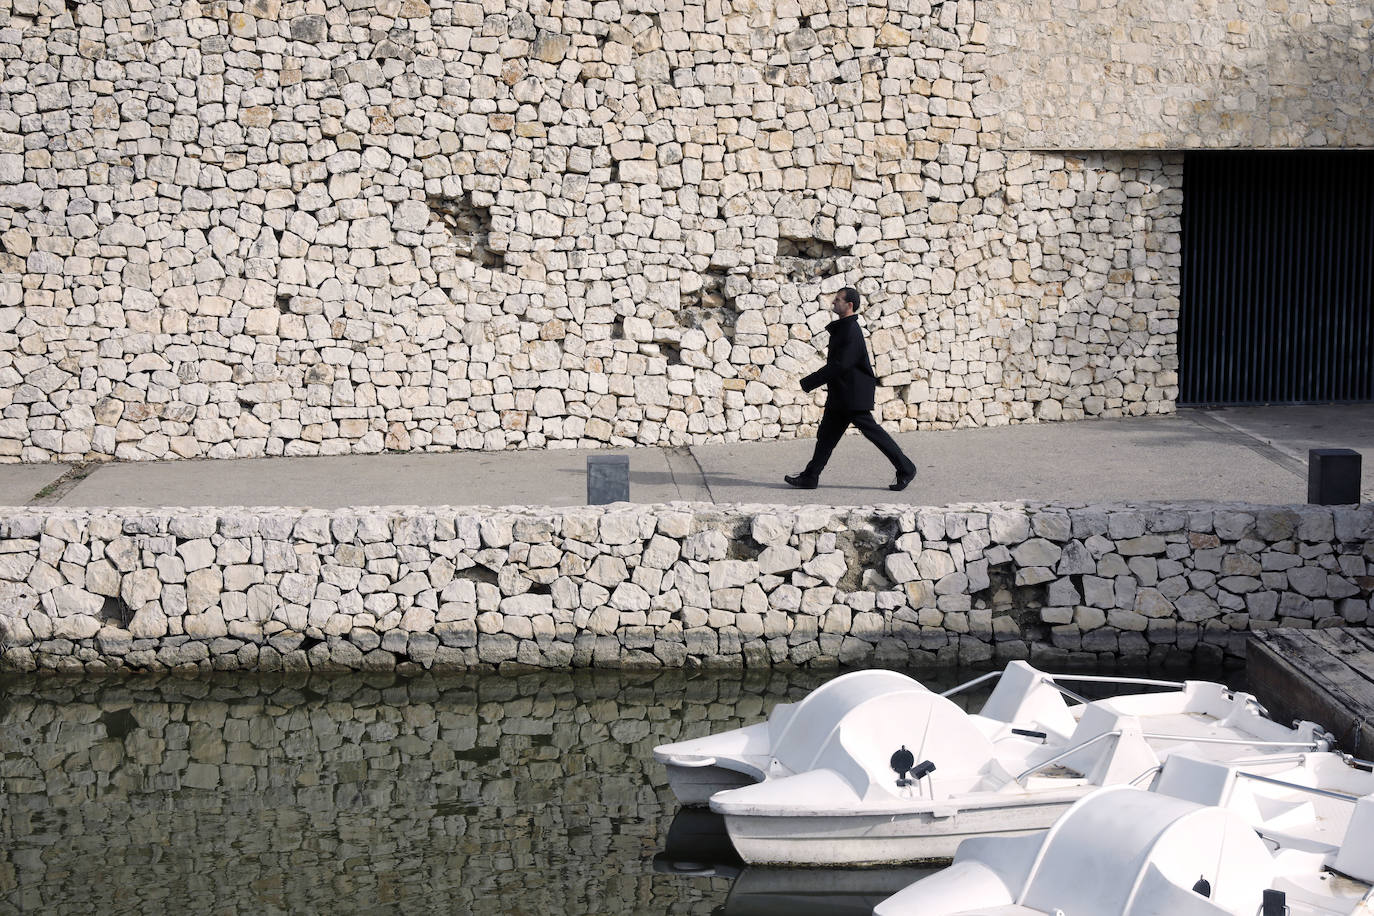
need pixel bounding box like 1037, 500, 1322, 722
786, 287, 917, 491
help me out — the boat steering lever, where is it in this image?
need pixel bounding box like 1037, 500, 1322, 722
889, 745, 936, 787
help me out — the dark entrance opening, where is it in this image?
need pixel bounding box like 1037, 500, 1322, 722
1180, 151, 1374, 405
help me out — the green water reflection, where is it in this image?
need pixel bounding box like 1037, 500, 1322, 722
0, 665, 1237, 915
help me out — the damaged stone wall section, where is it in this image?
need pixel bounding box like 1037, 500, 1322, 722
427, 194, 505, 270
656, 341, 685, 366
678, 270, 740, 336
101, 595, 134, 629
619, 270, 745, 367
837, 515, 902, 592
776, 235, 853, 283
976, 561, 1050, 644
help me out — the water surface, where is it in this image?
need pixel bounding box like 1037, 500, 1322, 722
0, 665, 1234, 914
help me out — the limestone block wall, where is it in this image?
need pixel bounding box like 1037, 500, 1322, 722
0, 0, 1189, 462
1, 501, 1370, 674
0, 671, 773, 914
982, 0, 1374, 149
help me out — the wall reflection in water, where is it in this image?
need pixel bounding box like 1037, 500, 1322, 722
0, 668, 984, 915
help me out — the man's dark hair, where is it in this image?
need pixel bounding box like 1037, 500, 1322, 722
838, 287, 861, 311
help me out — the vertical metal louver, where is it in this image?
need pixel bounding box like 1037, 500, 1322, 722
1181, 151, 1374, 405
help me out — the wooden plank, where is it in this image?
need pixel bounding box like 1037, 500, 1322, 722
1247, 632, 1345, 738
1338, 626, 1374, 658
1297, 631, 1374, 753
1315, 629, 1374, 689
1287, 629, 1374, 702
1291, 629, 1374, 700
1264, 630, 1368, 714
1247, 628, 1374, 757
1270, 629, 1374, 754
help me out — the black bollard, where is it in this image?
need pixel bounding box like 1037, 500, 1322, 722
1307, 448, 1362, 505
587, 454, 630, 505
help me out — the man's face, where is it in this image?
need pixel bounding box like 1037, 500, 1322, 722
830, 293, 850, 317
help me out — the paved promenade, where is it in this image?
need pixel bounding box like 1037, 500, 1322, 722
1, 405, 1370, 509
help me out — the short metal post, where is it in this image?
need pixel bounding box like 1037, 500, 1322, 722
587, 454, 629, 505
1307, 448, 1361, 505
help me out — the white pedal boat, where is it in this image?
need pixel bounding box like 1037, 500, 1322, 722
661, 662, 1330, 866
874, 751, 1374, 915
656, 661, 1109, 806
652, 807, 935, 914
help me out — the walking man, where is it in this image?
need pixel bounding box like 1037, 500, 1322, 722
785, 287, 917, 491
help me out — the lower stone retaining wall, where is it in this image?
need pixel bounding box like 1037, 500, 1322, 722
1, 502, 1370, 675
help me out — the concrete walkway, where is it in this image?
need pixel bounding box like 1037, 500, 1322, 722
2, 405, 1370, 509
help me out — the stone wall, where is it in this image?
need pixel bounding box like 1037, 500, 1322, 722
1, 500, 1370, 674
0, 0, 1194, 462
3, 0, 1366, 461
982, 0, 1374, 150
0, 669, 794, 914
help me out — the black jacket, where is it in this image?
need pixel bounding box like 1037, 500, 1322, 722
800, 313, 877, 412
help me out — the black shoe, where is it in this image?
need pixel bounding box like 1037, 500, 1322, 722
785, 473, 819, 489
889, 466, 917, 491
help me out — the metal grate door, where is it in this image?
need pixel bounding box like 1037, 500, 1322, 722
1180, 151, 1374, 405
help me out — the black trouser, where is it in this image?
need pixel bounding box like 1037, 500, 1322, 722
802, 408, 913, 480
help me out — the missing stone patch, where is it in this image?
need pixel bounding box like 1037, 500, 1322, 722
461, 565, 499, 586
613, 313, 689, 366
427, 193, 505, 269
657, 341, 685, 366
777, 235, 850, 283
101, 595, 134, 628
974, 561, 1050, 634
838, 516, 901, 592
679, 270, 739, 336
725, 519, 762, 561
